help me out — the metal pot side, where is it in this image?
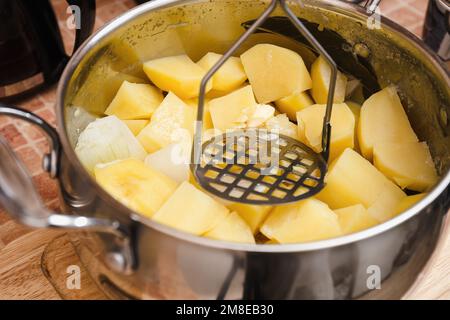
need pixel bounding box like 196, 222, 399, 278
51, 0, 450, 299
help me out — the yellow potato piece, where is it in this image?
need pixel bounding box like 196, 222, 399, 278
240, 44, 312, 103
123, 119, 149, 136
345, 101, 361, 152
184, 98, 214, 130
367, 186, 407, 222
296, 103, 355, 161
204, 212, 255, 243
95, 159, 177, 218
153, 181, 229, 235
260, 199, 342, 243
335, 204, 378, 234
317, 148, 406, 220
310, 55, 348, 104
373, 142, 438, 192
105, 81, 163, 120
265, 114, 299, 140
72, 67, 147, 115
358, 86, 418, 160
227, 203, 272, 234
393, 193, 427, 215
137, 92, 195, 153
345, 101, 361, 122
209, 85, 257, 130
275, 91, 314, 121
197, 52, 247, 92
143, 55, 212, 99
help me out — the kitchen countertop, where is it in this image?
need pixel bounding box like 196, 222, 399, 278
0, 0, 449, 299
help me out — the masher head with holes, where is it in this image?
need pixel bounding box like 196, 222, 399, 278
190, 0, 338, 205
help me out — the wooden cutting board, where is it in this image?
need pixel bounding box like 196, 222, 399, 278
0, 214, 448, 300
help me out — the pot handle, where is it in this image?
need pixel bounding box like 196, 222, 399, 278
0, 104, 135, 273
343, 0, 381, 14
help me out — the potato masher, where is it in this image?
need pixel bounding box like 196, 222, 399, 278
191, 0, 338, 205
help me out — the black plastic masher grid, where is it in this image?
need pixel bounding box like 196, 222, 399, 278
194, 130, 327, 204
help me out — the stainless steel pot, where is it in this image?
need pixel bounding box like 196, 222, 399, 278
0, 0, 449, 299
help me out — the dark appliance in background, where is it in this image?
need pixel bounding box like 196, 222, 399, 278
424, 0, 450, 63
0, 0, 96, 102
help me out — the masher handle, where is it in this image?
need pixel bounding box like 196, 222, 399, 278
193, 0, 339, 164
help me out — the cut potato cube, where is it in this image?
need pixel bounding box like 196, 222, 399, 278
197, 52, 247, 91
123, 120, 149, 136
265, 114, 299, 140
373, 142, 438, 192
71, 66, 147, 116
227, 203, 272, 234
296, 103, 355, 161
335, 204, 378, 234
393, 193, 427, 215
145, 142, 190, 183
367, 185, 408, 222
235, 104, 275, 128
311, 55, 348, 104
240, 44, 312, 103
345, 101, 361, 151
345, 101, 361, 122
209, 85, 257, 130
204, 212, 255, 243
317, 148, 406, 214
137, 92, 195, 153
358, 86, 418, 160
75, 115, 147, 173
153, 181, 229, 235
184, 98, 214, 130
95, 159, 177, 218
104, 81, 163, 120
260, 199, 342, 243
275, 91, 314, 121
143, 55, 212, 99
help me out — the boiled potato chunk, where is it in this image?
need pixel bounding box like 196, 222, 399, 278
240, 44, 312, 103
209, 85, 257, 130
265, 114, 299, 140
317, 148, 406, 221
345, 101, 361, 122
335, 204, 378, 234
227, 203, 272, 234
260, 199, 342, 243
153, 181, 229, 235
143, 55, 212, 99
296, 103, 355, 161
373, 142, 438, 192
71, 66, 147, 115
197, 52, 247, 91
275, 91, 314, 121
393, 193, 427, 215
204, 212, 255, 243
104, 81, 163, 119
235, 104, 275, 128
123, 120, 149, 136
145, 142, 190, 183
311, 55, 348, 104
345, 101, 361, 151
358, 86, 418, 160
184, 98, 214, 130
75, 115, 147, 173
95, 159, 177, 218
137, 92, 195, 153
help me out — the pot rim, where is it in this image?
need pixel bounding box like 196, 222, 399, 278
56, 0, 450, 253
